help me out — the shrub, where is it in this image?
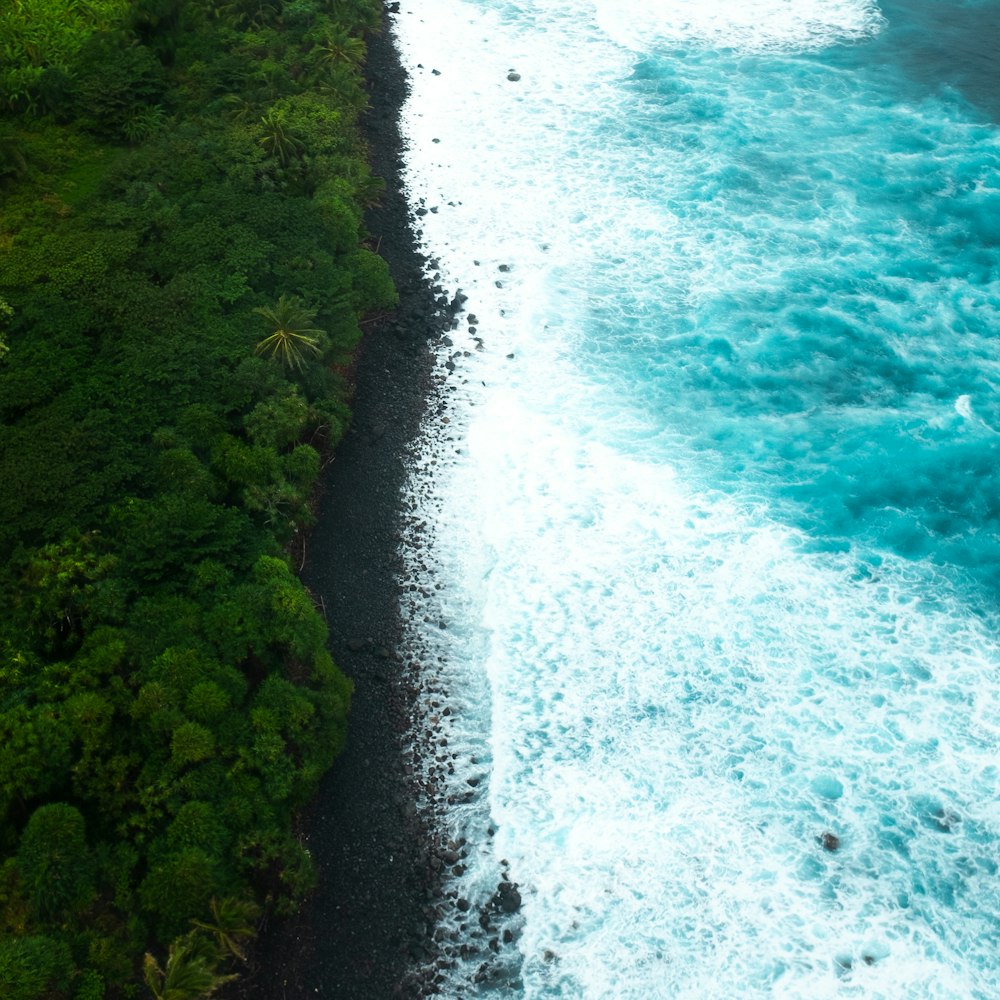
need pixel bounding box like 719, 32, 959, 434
17, 804, 95, 920
171, 723, 216, 767
73, 37, 167, 138
74, 968, 105, 1000
139, 849, 220, 938
0, 934, 73, 1000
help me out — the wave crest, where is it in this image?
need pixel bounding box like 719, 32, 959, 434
590, 0, 884, 52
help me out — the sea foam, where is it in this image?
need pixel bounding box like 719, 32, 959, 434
590, 0, 883, 53
391, 0, 1000, 995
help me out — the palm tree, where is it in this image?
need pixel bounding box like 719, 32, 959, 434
253, 295, 323, 371
220, 93, 255, 123
258, 107, 304, 166
143, 933, 236, 1000
317, 29, 366, 68
190, 897, 260, 963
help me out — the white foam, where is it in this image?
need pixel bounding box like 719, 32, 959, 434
403, 359, 1000, 996
389, 0, 1000, 997
591, 0, 884, 53
470, 412, 1000, 997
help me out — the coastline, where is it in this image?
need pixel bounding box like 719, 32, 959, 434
224, 9, 454, 998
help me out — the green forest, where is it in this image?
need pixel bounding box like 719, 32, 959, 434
0, 0, 395, 996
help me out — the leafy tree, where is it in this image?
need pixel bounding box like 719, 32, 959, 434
243, 388, 311, 450
14, 533, 116, 654
0, 707, 75, 825
0, 0, 131, 113
72, 35, 167, 138
0, 133, 28, 186
185, 681, 230, 723
139, 849, 221, 938
171, 722, 216, 767
17, 804, 96, 920
73, 969, 105, 1000
0, 934, 73, 1000
348, 247, 398, 313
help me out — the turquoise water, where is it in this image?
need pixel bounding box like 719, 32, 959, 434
575, 19, 1000, 588
394, 1, 1000, 996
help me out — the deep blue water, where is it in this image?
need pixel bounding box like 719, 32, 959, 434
394, 1, 1000, 995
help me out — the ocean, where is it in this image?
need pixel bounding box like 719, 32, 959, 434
390, 0, 1000, 995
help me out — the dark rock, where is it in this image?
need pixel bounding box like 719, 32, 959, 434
507, 71, 521, 82
820, 832, 840, 852
494, 882, 521, 914
456, 898, 471, 912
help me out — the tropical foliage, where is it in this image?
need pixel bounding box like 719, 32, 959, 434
254, 295, 324, 370
0, 0, 393, 996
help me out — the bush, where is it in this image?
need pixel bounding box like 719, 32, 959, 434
139, 849, 220, 938
17, 804, 96, 920
0, 934, 73, 1000
171, 722, 216, 767
74, 969, 105, 1000
73, 37, 167, 139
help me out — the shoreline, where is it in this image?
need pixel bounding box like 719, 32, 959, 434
225, 9, 458, 998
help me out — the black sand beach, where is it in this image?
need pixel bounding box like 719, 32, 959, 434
224, 10, 454, 999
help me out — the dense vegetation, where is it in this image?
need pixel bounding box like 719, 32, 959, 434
0, 0, 395, 995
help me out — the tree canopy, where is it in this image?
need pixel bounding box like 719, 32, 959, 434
0, 0, 393, 996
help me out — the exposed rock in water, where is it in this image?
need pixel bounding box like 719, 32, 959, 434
493, 882, 522, 914
820, 831, 840, 852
